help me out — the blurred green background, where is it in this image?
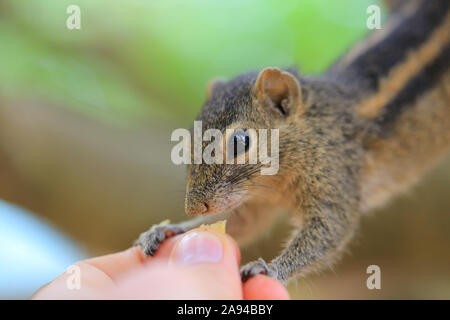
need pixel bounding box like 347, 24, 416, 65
0, 0, 449, 299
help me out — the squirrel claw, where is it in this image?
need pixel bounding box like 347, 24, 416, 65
240, 257, 278, 282
135, 223, 185, 256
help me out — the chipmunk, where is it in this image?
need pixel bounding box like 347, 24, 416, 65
136, 0, 450, 284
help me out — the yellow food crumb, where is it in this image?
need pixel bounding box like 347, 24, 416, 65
200, 220, 227, 234
159, 219, 171, 226
151, 219, 171, 229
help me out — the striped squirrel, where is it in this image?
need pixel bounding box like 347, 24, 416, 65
137, 0, 450, 284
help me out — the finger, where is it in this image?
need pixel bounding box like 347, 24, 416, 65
84, 233, 183, 281
243, 274, 290, 300
144, 234, 183, 260
33, 235, 185, 299
82, 247, 144, 280
171, 225, 241, 267
111, 228, 243, 299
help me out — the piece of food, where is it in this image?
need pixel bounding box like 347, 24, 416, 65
150, 219, 171, 230
159, 219, 171, 226
199, 220, 227, 234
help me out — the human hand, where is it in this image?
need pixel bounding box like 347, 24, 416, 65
32, 227, 290, 299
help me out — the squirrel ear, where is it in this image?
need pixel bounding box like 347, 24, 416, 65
254, 67, 304, 116
206, 78, 226, 99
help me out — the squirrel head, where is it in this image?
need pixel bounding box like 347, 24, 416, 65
185, 67, 306, 216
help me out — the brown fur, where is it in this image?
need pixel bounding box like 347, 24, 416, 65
136, 0, 450, 284
358, 12, 450, 118
361, 70, 450, 211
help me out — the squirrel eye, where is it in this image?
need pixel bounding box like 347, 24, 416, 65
231, 129, 250, 158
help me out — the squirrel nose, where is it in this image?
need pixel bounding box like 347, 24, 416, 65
185, 201, 210, 216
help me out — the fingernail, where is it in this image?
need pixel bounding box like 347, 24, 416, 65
170, 231, 223, 266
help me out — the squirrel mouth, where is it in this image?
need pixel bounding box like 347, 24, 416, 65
185, 189, 247, 216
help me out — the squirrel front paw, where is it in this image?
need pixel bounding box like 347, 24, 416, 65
240, 258, 278, 282
135, 222, 185, 256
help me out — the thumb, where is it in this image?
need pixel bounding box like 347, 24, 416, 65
168, 227, 243, 299
111, 227, 242, 299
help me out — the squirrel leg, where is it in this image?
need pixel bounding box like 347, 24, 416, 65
135, 213, 229, 256
241, 186, 360, 284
